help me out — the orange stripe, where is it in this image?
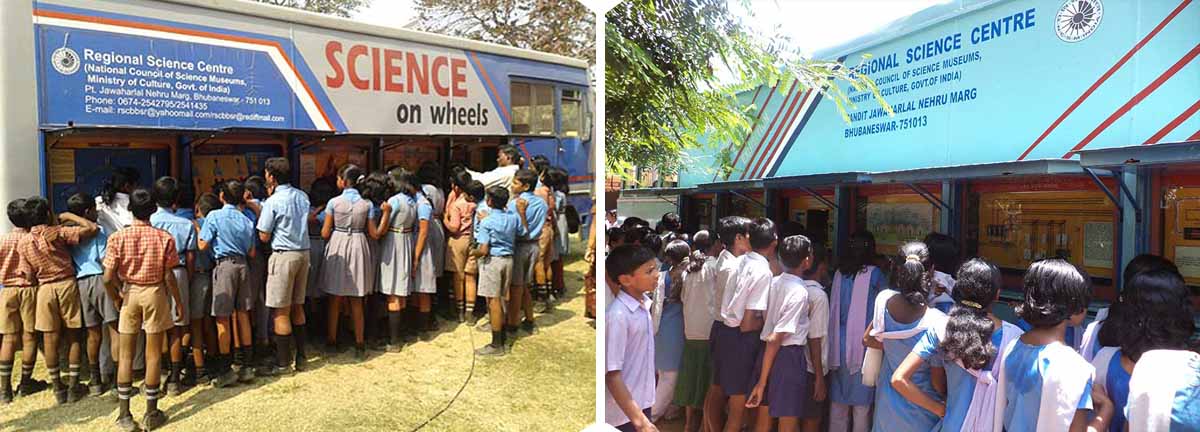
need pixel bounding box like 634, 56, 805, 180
1144, 99, 1200, 144
749, 89, 810, 179
35, 9, 335, 131
468, 51, 511, 126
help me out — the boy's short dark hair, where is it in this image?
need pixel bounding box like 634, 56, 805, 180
486, 186, 509, 210
451, 169, 472, 190
716, 216, 752, 246
465, 181, 485, 203
606, 244, 656, 281
129, 188, 156, 220
7, 198, 28, 229
1018, 259, 1091, 328
265, 157, 291, 184
531, 155, 550, 174
24, 197, 51, 226
197, 193, 222, 217
514, 169, 537, 190
66, 192, 95, 217
244, 176, 268, 200
749, 217, 778, 250
153, 176, 180, 208
220, 180, 246, 206
779, 235, 813, 269
606, 227, 624, 245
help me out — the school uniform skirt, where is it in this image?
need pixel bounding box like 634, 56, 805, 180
321, 230, 374, 297
672, 339, 712, 408
379, 230, 414, 297
428, 218, 446, 276
413, 235, 437, 295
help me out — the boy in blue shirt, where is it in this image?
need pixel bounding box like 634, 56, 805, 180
150, 177, 198, 396
472, 186, 521, 356
506, 169, 547, 339
199, 180, 257, 387
65, 193, 117, 397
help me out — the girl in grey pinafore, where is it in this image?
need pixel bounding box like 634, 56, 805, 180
321, 188, 375, 297
379, 191, 416, 297
421, 183, 447, 276
413, 191, 437, 294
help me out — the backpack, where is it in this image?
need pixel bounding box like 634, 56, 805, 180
565, 204, 581, 234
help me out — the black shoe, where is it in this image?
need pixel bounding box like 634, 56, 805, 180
355, 347, 367, 361
260, 365, 293, 377
17, 378, 48, 397
0, 388, 12, 404
116, 415, 141, 432
236, 366, 255, 383
521, 320, 538, 335
294, 353, 307, 372
474, 344, 505, 356
67, 384, 87, 402
211, 370, 236, 388
88, 381, 105, 397
54, 388, 68, 405
456, 310, 466, 323
179, 368, 195, 387
142, 409, 168, 431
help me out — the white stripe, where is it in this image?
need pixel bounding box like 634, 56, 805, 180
34, 15, 333, 131
759, 91, 817, 176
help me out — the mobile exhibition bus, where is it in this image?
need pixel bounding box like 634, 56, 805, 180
0, 0, 593, 231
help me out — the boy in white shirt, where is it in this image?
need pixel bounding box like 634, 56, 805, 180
717, 217, 776, 432
746, 235, 813, 432
605, 244, 662, 432
703, 216, 751, 432
800, 244, 829, 432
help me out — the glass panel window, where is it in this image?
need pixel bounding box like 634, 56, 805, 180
561, 89, 582, 137
511, 82, 555, 135
534, 85, 554, 135
511, 82, 531, 134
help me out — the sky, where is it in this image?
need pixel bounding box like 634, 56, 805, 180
351, 0, 944, 54
733, 0, 947, 57
350, 1, 420, 28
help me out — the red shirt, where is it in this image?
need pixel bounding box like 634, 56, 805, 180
103, 220, 179, 286
19, 225, 88, 284
445, 194, 477, 237
0, 229, 34, 287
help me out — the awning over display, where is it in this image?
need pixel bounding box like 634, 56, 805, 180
870, 159, 1089, 183
762, 171, 872, 188
697, 179, 763, 191
1077, 140, 1200, 168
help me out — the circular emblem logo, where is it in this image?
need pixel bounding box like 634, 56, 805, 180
51, 47, 80, 75
1055, 0, 1103, 42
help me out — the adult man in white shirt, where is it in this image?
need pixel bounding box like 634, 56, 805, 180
466, 144, 522, 190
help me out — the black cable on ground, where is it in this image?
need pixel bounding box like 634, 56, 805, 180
409, 320, 477, 432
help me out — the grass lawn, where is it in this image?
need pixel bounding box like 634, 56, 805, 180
0, 239, 596, 431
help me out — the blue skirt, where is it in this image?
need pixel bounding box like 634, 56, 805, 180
654, 302, 685, 371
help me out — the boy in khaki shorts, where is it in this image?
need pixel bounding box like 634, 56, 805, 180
445, 172, 481, 323
507, 169, 547, 338
255, 157, 311, 375
19, 197, 99, 404
0, 199, 46, 403
472, 186, 521, 356
103, 188, 184, 431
